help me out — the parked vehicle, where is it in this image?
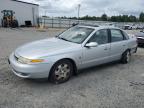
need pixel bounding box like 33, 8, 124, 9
9, 25, 137, 84
131, 24, 138, 30
137, 25, 144, 30
1, 10, 18, 28
124, 25, 137, 30
124, 25, 132, 30
135, 31, 144, 46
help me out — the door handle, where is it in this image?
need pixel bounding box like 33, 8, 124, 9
123, 45, 126, 46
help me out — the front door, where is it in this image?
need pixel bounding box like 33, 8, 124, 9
82, 29, 111, 68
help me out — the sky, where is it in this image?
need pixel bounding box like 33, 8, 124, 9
21, 0, 144, 17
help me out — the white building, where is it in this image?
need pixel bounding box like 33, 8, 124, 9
0, 0, 39, 26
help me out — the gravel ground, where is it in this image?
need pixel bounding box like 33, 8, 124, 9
0, 28, 144, 108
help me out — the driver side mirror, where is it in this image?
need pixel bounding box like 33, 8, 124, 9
85, 42, 98, 47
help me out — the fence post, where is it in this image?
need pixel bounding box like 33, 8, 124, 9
52, 18, 53, 28
37, 18, 40, 27
44, 17, 45, 28
69, 20, 71, 28
59, 18, 61, 28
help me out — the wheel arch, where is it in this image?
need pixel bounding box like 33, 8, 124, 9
124, 48, 131, 54
49, 58, 78, 78
64, 58, 78, 75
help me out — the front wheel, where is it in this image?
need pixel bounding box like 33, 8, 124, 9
49, 59, 73, 84
121, 50, 131, 64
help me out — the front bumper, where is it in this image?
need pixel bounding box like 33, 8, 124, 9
9, 53, 53, 78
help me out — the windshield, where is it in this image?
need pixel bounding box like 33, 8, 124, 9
58, 26, 94, 44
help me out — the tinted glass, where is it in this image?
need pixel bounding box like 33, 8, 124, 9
88, 29, 108, 45
111, 29, 124, 42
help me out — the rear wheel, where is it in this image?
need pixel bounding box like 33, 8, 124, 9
49, 59, 73, 84
121, 50, 131, 64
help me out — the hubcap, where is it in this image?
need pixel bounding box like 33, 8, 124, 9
55, 63, 70, 80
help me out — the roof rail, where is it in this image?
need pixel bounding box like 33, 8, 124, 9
71, 23, 99, 27
78, 24, 99, 27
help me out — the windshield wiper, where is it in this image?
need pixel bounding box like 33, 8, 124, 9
56, 36, 79, 44
57, 37, 72, 42
60, 37, 69, 41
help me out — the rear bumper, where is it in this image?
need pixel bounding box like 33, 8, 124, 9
8, 53, 53, 78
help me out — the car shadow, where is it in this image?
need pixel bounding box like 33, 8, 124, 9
138, 45, 144, 48
23, 61, 121, 85
77, 61, 120, 76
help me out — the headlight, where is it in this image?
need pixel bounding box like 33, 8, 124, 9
18, 56, 44, 64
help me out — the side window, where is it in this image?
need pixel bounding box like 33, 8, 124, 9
111, 29, 124, 42
88, 29, 108, 45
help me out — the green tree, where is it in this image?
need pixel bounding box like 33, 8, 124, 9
139, 12, 144, 22
101, 14, 108, 21
122, 15, 129, 22
129, 15, 137, 22
110, 16, 117, 22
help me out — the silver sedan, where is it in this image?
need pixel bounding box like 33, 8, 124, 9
9, 25, 137, 84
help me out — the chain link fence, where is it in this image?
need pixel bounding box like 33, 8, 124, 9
38, 17, 144, 29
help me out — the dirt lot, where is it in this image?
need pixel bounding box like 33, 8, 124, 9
0, 28, 144, 108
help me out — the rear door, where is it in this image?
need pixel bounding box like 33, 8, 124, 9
109, 29, 128, 61
82, 29, 111, 68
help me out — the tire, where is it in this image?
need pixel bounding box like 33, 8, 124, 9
134, 47, 138, 53
12, 20, 19, 28
49, 59, 73, 84
121, 50, 131, 64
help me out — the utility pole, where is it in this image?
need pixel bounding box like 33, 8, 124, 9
44, 10, 47, 28
78, 4, 81, 24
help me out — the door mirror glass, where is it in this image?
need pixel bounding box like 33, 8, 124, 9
85, 42, 98, 47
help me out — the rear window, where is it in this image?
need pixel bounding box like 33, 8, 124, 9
122, 31, 129, 39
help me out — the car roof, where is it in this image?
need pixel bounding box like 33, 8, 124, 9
77, 25, 120, 30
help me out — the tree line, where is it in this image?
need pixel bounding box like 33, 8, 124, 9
59, 12, 144, 22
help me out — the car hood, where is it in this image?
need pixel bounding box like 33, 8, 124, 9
15, 37, 80, 59
135, 32, 144, 37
